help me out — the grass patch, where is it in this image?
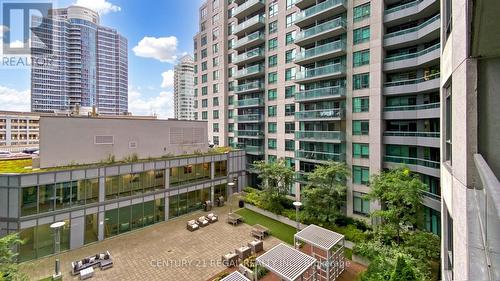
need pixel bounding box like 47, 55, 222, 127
37, 277, 52, 281
235, 208, 296, 245
0, 159, 33, 173
344, 248, 353, 260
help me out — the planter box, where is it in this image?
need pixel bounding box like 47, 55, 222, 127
352, 254, 371, 267
245, 204, 307, 229
238, 264, 254, 280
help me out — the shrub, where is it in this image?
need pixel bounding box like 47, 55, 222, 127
213, 272, 229, 281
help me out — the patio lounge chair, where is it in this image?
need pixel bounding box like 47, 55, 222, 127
187, 220, 199, 231
99, 251, 113, 270
207, 213, 218, 223
197, 216, 210, 227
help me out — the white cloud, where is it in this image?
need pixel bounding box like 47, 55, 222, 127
0, 25, 8, 37
132, 36, 178, 63
0, 86, 30, 112
74, 0, 121, 15
161, 70, 174, 88
128, 87, 174, 119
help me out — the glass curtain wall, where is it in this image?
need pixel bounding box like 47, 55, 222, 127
18, 219, 70, 262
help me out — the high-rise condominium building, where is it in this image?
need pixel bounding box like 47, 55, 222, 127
193, 0, 441, 232
174, 55, 196, 120
440, 0, 500, 279
31, 6, 128, 115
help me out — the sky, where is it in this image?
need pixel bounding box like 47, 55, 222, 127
0, 0, 204, 118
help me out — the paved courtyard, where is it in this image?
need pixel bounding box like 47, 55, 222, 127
21, 205, 282, 281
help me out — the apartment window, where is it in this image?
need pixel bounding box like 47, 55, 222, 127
286, 0, 297, 9
213, 57, 219, 67
213, 110, 219, 119
286, 13, 296, 27
268, 38, 278, 51
201, 49, 207, 58
228, 123, 234, 132
285, 86, 295, 98
213, 136, 219, 145
353, 97, 369, 112
202, 74, 208, 83
444, 0, 452, 39
268, 155, 277, 163
212, 27, 220, 40
228, 81, 235, 92
268, 122, 277, 133
212, 13, 220, 24
202, 111, 208, 120
285, 67, 296, 81
200, 22, 206, 32
269, 21, 278, 34
353, 120, 369, 135
269, 2, 278, 17
201, 61, 207, 71
445, 83, 452, 163
353, 73, 369, 89
228, 23, 234, 35
353, 166, 370, 185
285, 122, 295, 133
268, 55, 278, 67
212, 43, 219, 54
212, 0, 219, 10
213, 70, 219, 80
194, 65, 198, 74
194, 100, 198, 109
194, 89, 198, 97
201, 86, 208, 96
201, 35, 207, 46
268, 138, 277, 149
268, 89, 277, 101
194, 112, 198, 120
353, 26, 370, 44
228, 38, 235, 48
353, 143, 369, 159
228, 95, 234, 105
228, 67, 235, 78
353, 3, 370, 22
268, 72, 277, 84
286, 31, 295, 45
213, 123, 219, 133
213, 84, 219, 93
285, 49, 296, 63
268, 105, 277, 117
353, 192, 370, 215
228, 109, 234, 119
285, 104, 295, 116
213, 97, 219, 106
353, 49, 370, 67
202, 99, 208, 108
285, 140, 295, 151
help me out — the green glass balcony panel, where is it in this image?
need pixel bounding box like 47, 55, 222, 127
235, 64, 265, 78
295, 150, 346, 162
233, 0, 265, 16
383, 102, 440, 111
385, 0, 422, 14
233, 15, 265, 34
383, 131, 440, 138
295, 131, 345, 141
295, 171, 310, 183
295, 40, 346, 61
295, 108, 345, 120
234, 31, 265, 49
384, 44, 440, 63
234, 48, 264, 64
384, 72, 440, 87
422, 190, 441, 201
235, 81, 264, 93
296, 0, 346, 22
384, 14, 440, 39
234, 114, 264, 122
296, 17, 347, 41
234, 130, 264, 137
295, 86, 346, 101
296, 63, 346, 80
237, 97, 265, 107
236, 144, 264, 155
384, 155, 440, 169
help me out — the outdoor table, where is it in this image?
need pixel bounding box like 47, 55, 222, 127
222, 252, 238, 267
251, 224, 270, 239
227, 212, 243, 226
236, 245, 252, 260
248, 240, 264, 254
79, 267, 94, 280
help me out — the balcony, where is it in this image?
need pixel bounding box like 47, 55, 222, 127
235, 143, 265, 155
295, 17, 347, 46
422, 191, 441, 211
384, 0, 439, 26
384, 155, 439, 177
295, 63, 346, 83
233, 15, 265, 37
383, 102, 440, 120
295, 0, 316, 10
295, 171, 310, 183
234, 130, 264, 138
295, 85, 346, 102
295, 131, 345, 143
234, 114, 264, 123
233, 0, 265, 20
384, 14, 440, 49
295, 108, 344, 121
234, 64, 265, 80
295, 0, 347, 28
384, 44, 440, 71
233, 31, 265, 51
383, 131, 440, 148
237, 97, 265, 108
234, 81, 264, 94
384, 72, 440, 95
295, 150, 345, 163
234, 48, 265, 65
295, 40, 346, 65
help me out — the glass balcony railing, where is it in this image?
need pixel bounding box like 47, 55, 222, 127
234, 130, 264, 137
296, 17, 347, 42
384, 102, 440, 111
384, 14, 440, 39
234, 48, 264, 64
422, 190, 441, 201
295, 131, 345, 141
233, 31, 265, 49
296, 0, 346, 22
295, 85, 346, 101
233, 15, 265, 34
383, 131, 440, 138
242, 145, 265, 154
385, 0, 423, 14
235, 64, 265, 78
235, 81, 264, 93
295, 108, 344, 120
234, 114, 264, 122
237, 97, 264, 107
384, 44, 440, 63
295, 40, 346, 62
295, 171, 310, 183
296, 63, 346, 80
295, 150, 345, 162
384, 72, 440, 87
233, 0, 265, 16
384, 155, 440, 169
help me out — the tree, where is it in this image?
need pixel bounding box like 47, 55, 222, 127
0, 234, 26, 281
302, 161, 349, 224
366, 167, 425, 244
252, 159, 294, 213
390, 255, 418, 281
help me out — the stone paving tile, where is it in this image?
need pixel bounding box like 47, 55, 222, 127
21, 206, 282, 281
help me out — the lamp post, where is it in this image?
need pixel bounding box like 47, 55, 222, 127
292, 201, 302, 233
50, 221, 66, 280
227, 182, 236, 213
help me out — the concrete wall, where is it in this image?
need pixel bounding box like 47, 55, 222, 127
39, 117, 209, 168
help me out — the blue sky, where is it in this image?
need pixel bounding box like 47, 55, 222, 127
0, 0, 203, 117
